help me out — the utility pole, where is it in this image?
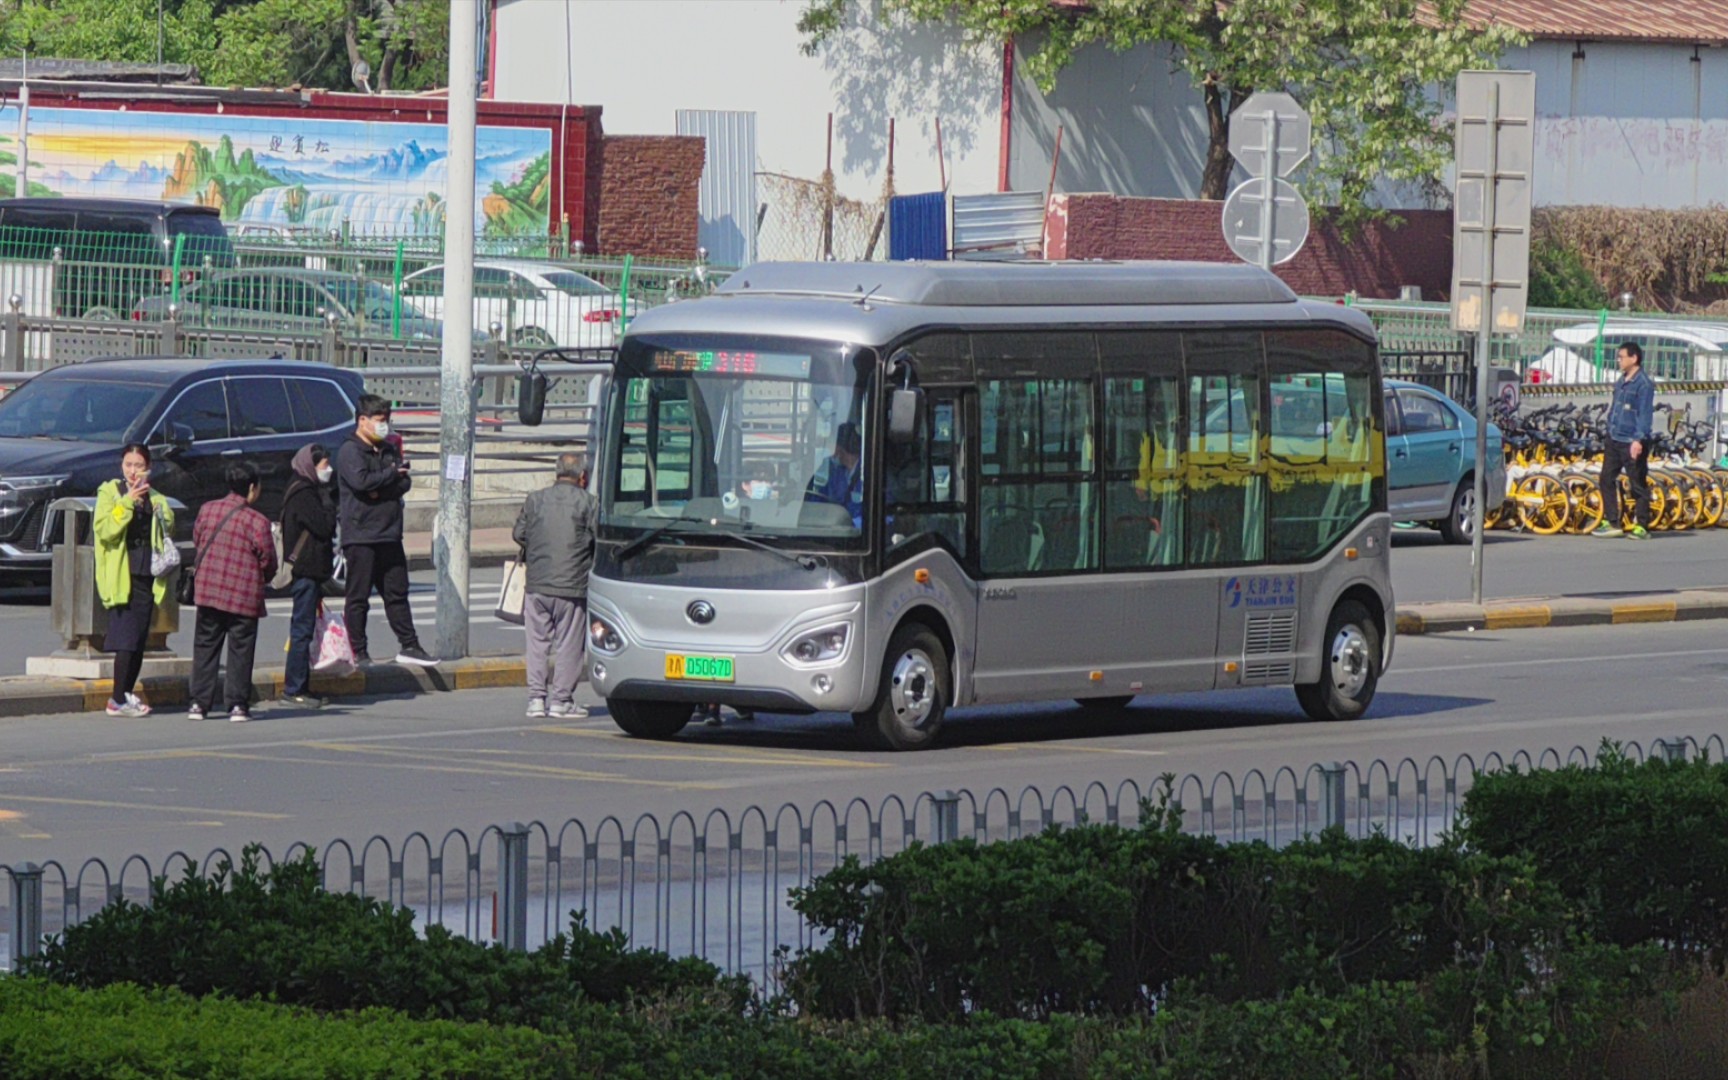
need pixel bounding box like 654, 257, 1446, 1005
435, 0, 479, 660
15, 54, 27, 199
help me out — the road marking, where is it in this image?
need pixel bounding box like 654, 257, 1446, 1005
0, 794, 290, 819
169, 747, 730, 790
534, 726, 885, 769
0, 808, 50, 840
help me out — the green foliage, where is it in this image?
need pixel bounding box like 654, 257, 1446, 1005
0, 0, 450, 92
24, 846, 740, 1028
799, 0, 1524, 221
1460, 743, 1728, 966
788, 817, 1566, 1021
1529, 237, 1610, 310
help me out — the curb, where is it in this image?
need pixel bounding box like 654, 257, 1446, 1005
1396, 590, 1728, 635
0, 655, 528, 719
404, 547, 515, 573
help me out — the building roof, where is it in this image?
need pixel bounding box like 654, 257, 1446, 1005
1452, 0, 1728, 45
1051, 0, 1728, 45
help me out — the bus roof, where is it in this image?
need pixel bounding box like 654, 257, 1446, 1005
714, 259, 1299, 307
627, 260, 1376, 347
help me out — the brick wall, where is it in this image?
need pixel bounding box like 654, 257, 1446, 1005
597, 135, 705, 258
1044, 194, 1453, 299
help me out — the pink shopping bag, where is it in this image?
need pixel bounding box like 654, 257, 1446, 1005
312, 611, 357, 678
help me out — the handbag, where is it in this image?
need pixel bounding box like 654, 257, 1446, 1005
149, 532, 181, 578
495, 548, 527, 626
269, 524, 311, 591
177, 501, 249, 606
312, 610, 357, 677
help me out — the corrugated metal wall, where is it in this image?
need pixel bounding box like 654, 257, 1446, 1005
675, 109, 758, 267
951, 191, 1045, 261
888, 192, 947, 260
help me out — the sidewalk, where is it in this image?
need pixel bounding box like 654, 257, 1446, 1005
1397, 588, 1728, 635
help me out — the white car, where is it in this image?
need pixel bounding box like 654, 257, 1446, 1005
1529, 321, 1728, 384
401, 259, 637, 348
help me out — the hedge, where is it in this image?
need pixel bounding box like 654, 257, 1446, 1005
1459, 745, 1728, 965
23, 846, 743, 1030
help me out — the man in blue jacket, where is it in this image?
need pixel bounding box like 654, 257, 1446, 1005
1593, 342, 1655, 540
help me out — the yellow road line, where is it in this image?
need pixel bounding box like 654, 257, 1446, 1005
0, 794, 290, 820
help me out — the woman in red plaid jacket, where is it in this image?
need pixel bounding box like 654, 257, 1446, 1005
189, 461, 278, 723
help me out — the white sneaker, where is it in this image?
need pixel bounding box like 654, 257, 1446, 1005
126, 693, 153, 717
526, 697, 547, 718
229, 706, 252, 723
548, 702, 589, 719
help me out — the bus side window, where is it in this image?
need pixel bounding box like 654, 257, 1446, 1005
977, 376, 1096, 575
1265, 331, 1379, 561
886, 392, 967, 557
1185, 332, 1265, 566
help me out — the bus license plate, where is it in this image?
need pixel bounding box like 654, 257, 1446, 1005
664, 653, 735, 682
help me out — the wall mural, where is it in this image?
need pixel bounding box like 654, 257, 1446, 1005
0, 105, 553, 235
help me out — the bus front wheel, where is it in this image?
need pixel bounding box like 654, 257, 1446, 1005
609, 699, 691, 740
856, 625, 949, 751
1295, 600, 1380, 722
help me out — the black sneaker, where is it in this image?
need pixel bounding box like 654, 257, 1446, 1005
353, 651, 372, 666
229, 706, 252, 724
283, 693, 326, 710
394, 646, 440, 668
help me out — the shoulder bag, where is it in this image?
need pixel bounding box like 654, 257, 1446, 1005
269, 525, 311, 591
177, 501, 249, 607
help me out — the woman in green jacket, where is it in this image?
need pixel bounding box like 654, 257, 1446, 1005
94, 443, 175, 717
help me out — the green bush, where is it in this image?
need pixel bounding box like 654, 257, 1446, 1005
1529, 237, 1610, 310
787, 816, 1564, 1022
24, 846, 741, 1028
0, 974, 1452, 1080
1459, 745, 1728, 965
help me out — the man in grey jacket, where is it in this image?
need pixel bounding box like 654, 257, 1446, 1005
513, 451, 599, 718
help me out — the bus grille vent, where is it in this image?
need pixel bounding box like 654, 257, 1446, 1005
1243, 613, 1296, 656
1243, 660, 1295, 684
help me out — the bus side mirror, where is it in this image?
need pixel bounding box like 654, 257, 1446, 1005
518, 369, 549, 427
888, 387, 923, 443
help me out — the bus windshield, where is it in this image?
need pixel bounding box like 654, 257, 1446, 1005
604, 335, 871, 548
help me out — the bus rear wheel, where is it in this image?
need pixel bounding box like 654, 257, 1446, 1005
609, 699, 691, 740
856, 625, 949, 751
1295, 600, 1380, 722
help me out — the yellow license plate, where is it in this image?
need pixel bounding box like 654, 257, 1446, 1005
664, 653, 735, 682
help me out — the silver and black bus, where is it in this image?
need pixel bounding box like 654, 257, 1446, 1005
580, 261, 1392, 749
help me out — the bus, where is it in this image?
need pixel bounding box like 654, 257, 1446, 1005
577, 260, 1392, 750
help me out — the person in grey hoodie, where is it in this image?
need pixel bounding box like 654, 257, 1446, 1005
513, 451, 598, 718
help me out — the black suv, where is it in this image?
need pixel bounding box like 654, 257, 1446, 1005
0, 357, 363, 578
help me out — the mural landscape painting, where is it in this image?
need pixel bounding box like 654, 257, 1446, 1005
0, 106, 552, 236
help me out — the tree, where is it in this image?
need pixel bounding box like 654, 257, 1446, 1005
0, 0, 450, 93
798, 0, 1525, 220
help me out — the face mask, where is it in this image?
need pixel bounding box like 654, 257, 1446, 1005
372, 420, 391, 441
316, 466, 334, 483
747, 481, 770, 500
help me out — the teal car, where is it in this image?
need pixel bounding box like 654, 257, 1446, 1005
1385, 379, 1506, 544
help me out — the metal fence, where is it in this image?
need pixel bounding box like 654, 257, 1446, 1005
3, 733, 1711, 984
1355, 299, 1728, 381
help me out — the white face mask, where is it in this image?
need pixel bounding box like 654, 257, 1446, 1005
372, 420, 391, 441
747, 481, 771, 500
316, 465, 334, 483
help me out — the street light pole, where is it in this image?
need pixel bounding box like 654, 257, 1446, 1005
434, 0, 479, 661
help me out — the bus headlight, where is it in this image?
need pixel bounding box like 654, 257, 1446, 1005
589, 615, 625, 655
785, 623, 848, 665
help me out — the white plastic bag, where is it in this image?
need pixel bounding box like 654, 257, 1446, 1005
312, 611, 357, 677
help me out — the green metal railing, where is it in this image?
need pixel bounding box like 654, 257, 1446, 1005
1352, 299, 1728, 382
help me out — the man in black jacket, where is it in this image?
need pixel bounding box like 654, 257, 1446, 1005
334, 395, 438, 667
281, 444, 338, 708
512, 451, 597, 718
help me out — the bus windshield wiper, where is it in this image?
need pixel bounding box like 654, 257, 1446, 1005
709, 522, 820, 570
616, 515, 705, 560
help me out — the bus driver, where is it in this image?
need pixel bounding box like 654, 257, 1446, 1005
808, 420, 864, 528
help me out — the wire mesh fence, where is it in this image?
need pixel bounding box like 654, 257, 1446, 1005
755, 173, 890, 264
3, 733, 1711, 985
